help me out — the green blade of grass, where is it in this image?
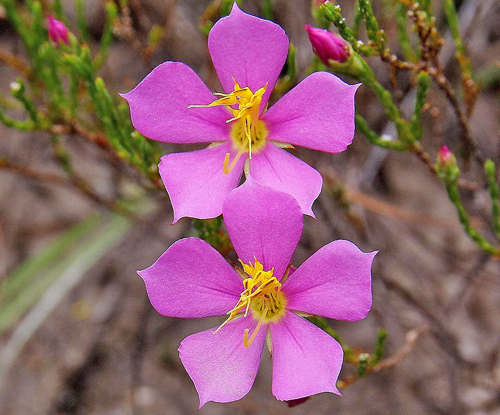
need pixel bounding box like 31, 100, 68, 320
0, 213, 131, 335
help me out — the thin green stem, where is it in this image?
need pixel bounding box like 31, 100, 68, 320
355, 114, 408, 151
396, 3, 417, 63
410, 72, 431, 142
484, 160, 500, 241
445, 181, 499, 256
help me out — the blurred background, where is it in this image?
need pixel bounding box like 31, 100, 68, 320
1, 0, 500, 414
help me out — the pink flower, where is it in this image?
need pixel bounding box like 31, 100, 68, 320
122, 4, 358, 222
305, 25, 350, 64
47, 16, 70, 45
438, 145, 453, 168
138, 178, 375, 406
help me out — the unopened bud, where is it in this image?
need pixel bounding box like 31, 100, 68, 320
438, 145, 453, 168
305, 25, 350, 65
47, 16, 70, 46
436, 145, 460, 183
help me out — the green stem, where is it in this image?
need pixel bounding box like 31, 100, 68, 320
355, 114, 408, 151
358, 0, 387, 54
443, 0, 472, 77
371, 328, 388, 365
354, 55, 413, 142
93, 1, 118, 70
261, 0, 273, 20
75, 0, 90, 44
10, 80, 39, 124
352, 0, 363, 38
396, 3, 417, 63
445, 181, 499, 256
0, 108, 35, 131
410, 72, 431, 142
484, 160, 500, 241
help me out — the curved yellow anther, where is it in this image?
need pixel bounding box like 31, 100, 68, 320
189, 79, 268, 170
222, 145, 246, 175
243, 307, 268, 348
213, 258, 286, 347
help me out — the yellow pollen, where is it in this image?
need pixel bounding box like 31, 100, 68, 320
214, 258, 286, 348
188, 79, 268, 175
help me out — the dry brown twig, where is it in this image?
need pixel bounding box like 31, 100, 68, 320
405, 3, 475, 160
338, 326, 429, 389
0, 47, 31, 78
0, 158, 136, 218
50, 121, 164, 190
371, 326, 429, 372
321, 168, 459, 229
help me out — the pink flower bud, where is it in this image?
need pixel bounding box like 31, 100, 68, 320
438, 145, 453, 168
47, 16, 70, 45
305, 24, 350, 65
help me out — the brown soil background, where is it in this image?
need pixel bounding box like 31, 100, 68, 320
1, 0, 500, 414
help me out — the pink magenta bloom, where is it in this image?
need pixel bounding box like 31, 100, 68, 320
305, 24, 350, 64
438, 145, 453, 168
138, 178, 375, 406
47, 16, 70, 45
122, 4, 359, 222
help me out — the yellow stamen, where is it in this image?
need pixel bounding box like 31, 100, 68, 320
188, 79, 269, 171
213, 258, 286, 347
243, 307, 268, 348
222, 145, 246, 174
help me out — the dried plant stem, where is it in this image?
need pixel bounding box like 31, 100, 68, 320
0, 158, 134, 217
338, 326, 428, 389
49, 121, 163, 190
0, 47, 31, 78
412, 143, 437, 175
114, 2, 152, 69
428, 66, 475, 157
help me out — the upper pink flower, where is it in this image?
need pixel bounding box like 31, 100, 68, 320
47, 16, 70, 45
122, 4, 358, 222
138, 178, 375, 406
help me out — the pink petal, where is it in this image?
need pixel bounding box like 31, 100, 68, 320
138, 238, 242, 318
262, 72, 359, 153
270, 311, 343, 401
121, 61, 230, 144
179, 316, 266, 408
283, 240, 375, 321
159, 142, 244, 223
223, 176, 302, 280
208, 4, 288, 109
249, 143, 322, 217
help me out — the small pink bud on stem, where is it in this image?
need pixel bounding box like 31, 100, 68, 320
47, 16, 70, 46
305, 24, 350, 65
436, 145, 460, 183
438, 145, 453, 168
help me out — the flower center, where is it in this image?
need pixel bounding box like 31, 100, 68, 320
214, 258, 286, 348
188, 79, 268, 174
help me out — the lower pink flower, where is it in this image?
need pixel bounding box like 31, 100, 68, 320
138, 177, 375, 406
